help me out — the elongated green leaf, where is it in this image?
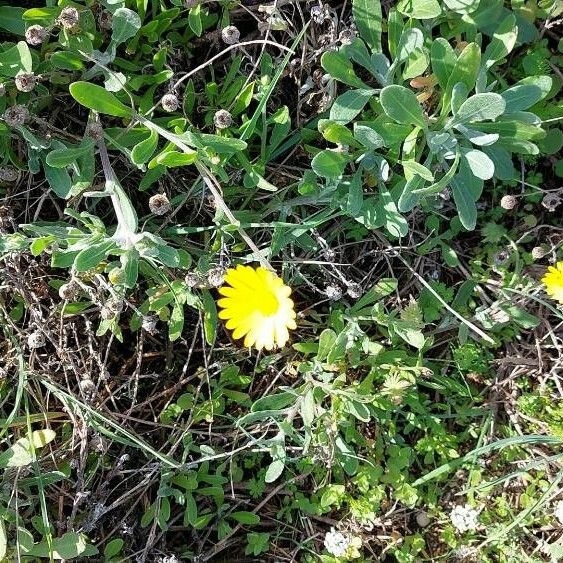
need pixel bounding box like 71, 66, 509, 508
443, 0, 480, 13
0, 41, 32, 77
431, 38, 456, 90
131, 129, 159, 165
74, 239, 116, 271
397, 0, 441, 18
380, 85, 426, 128
321, 51, 370, 89
352, 0, 382, 52
402, 160, 434, 182
463, 149, 495, 180
46, 141, 94, 168
501, 76, 552, 112
483, 13, 518, 68
155, 150, 198, 168
452, 93, 505, 125
443, 43, 481, 116
0, 7, 26, 34
329, 89, 375, 124
69, 81, 133, 118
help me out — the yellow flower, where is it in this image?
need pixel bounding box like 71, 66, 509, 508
542, 261, 563, 304
217, 265, 297, 350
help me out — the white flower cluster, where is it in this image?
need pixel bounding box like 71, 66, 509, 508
323, 527, 350, 558
450, 504, 480, 533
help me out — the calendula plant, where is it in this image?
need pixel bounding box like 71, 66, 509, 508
314, 4, 554, 230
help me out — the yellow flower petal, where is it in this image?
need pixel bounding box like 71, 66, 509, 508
541, 260, 563, 305
217, 265, 297, 350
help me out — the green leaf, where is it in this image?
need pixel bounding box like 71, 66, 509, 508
462, 149, 495, 180
501, 76, 552, 112
443, 43, 481, 115
329, 89, 375, 124
380, 85, 426, 128
311, 150, 348, 179
265, 458, 285, 483
321, 51, 370, 89
0, 41, 32, 77
452, 93, 505, 124
317, 329, 337, 361
397, 0, 442, 18
43, 161, 73, 199
402, 160, 434, 182
103, 538, 124, 559
131, 129, 159, 165
352, 0, 382, 52
188, 4, 203, 36
45, 142, 94, 168
452, 178, 478, 231
443, 0, 480, 13
0, 7, 26, 35
74, 239, 116, 272
230, 512, 261, 525
69, 81, 133, 118
483, 14, 518, 68
353, 124, 384, 149
0, 429, 56, 469
431, 38, 456, 90
111, 8, 142, 46
27, 532, 98, 559
155, 150, 198, 168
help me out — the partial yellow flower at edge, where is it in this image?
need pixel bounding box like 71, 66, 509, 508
541, 261, 563, 305
217, 265, 297, 351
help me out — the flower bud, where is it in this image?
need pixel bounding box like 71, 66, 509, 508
500, 195, 517, 210
221, 25, 240, 45
15, 73, 37, 93
531, 245, 548, 260
542, 193, 561, 212
213, 109, 232, 129
3, 105, 29, 127
325, 284, 343, 301
161, 93, 179, 113
25, 25, 48, 46
58, 6, 80, 30
141, 314, 159, 334
149, 193, 172, 215
58, 281, 78, 300
346, 282, 362, 299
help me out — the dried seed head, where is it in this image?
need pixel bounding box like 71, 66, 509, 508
85, 121, 104, 142
79, 378, 97, 401
221, 25, 240, 45
161, 93, 179, 113
184, 0, 201, 8
149, 193, 172, 215
347, 282, 362, 299
141, 314, 159, 334
542, 193, 561, 211
416, 510, 430, 528
98, 10, 113, 30
58, 281, 78, 300
324, 284, 343, 301
0, 83, 5, 97
0, 167, 19, 183
531, 245, 548, 260
338, 28, 356, 45
311, 5, 328, 23
25, 25, 48, 46
500, 195, 517, 210
15, 73, 37, 93
493, 248, 511, 266
184, 271, 204, 288
207, 267, 226, 288
3, 104, 29, 127
213, 109, 232, 129
58, 6, 80, 29
100, 306, 114, 320
27, 330, 46, 349
106, 297, 124, 314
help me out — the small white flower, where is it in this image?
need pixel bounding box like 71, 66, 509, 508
554, 500, 563, 525
450, 504, 480, 533
323, 527, 350, 558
